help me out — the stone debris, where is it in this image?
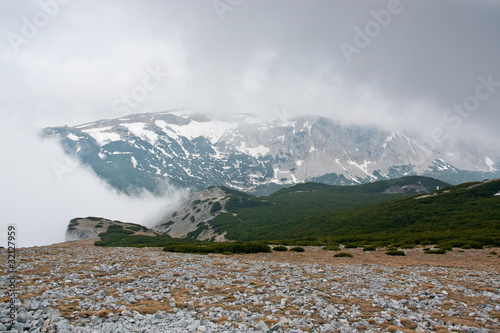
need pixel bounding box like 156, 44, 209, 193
0, 246, 498, 332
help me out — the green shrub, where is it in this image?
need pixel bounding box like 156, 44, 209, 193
273, 246, 288, 252
163, 242, 271, 254
362, 246, 377, 252
334, 252, 353, 258
211, 201, 222, 214
386, 250, 406, 256
425, 249, 446, 254
397, 244, 415, 249
290, 247, 305, 252
221, 251, 234, 255
438, 243, 453, 251
469, 242, 484, 249
490, 251, 498, 255
68, 219, 80, 227
323, 245, 341, 251
161, 221, 174, 227
344, 243, 359, 249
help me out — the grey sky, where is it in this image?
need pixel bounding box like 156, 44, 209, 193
1, 0, 499, 246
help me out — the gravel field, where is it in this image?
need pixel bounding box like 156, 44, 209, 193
1, 241, 499, 332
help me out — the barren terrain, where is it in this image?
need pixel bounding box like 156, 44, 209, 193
1, 241, 499, 332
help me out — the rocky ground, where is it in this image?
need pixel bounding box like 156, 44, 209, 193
1, 241, 499, 332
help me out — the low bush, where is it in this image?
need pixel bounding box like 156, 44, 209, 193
323, 245, 341, 251
210, 201, 222, 214
290, 247, 305, 252
163, 242, 271, 254
334, 252, 353, 258
425, 249, 446, 254
362, 246, 377, 252
273, 246, 288, 252
385, 250, 406, 256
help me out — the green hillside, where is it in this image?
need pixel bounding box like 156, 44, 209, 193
205, 178, 499, 247
87, 176, 500, 248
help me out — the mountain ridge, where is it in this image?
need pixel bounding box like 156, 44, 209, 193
64, 177, 500, 248
43, 110, 500, 195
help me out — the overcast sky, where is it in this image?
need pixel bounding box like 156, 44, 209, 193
1, 0, 499, 246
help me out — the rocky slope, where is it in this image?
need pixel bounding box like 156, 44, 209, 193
153, 186, 231, 241
151, 176, 453, 241
1, 245, 498, 332
65, 217, 154, 242
43, 110, 500, 196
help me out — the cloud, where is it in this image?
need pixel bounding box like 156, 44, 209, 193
1, 0, 500, 246
0, 120, 187, 248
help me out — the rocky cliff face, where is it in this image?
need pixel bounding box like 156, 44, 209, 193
44, 110, 500, 196
154, 186, 231, 241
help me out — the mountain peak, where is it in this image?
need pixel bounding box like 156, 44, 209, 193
43, 111, 500, 196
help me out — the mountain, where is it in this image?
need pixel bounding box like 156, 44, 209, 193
153, 176, 451, 241
70, 177, 499, 248
43, 110, 500, 195
155, 177, 499, 246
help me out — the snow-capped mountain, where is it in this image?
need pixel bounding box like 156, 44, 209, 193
43, 110, 500, 195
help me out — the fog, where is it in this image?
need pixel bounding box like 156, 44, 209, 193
0, 120, 187, 248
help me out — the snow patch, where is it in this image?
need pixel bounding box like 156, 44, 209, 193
382, 132, 397, 149
494, 191, 500, 197
81, 127, 121, 145
237, 142, 270, 158
485, 156, 495, 172
335, 159, 347, 172
131, 156, 138, 168
121, 122, 158, 144
167, 120, 237, 144
435, 159, 450, 171
347, 160, 374, 176
67, 133, 80, 141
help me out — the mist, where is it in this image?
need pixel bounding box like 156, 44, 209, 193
0, 120, 187, 248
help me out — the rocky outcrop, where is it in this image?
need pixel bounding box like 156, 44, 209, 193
154, 186, 229, 240
65, 217, 154, 241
